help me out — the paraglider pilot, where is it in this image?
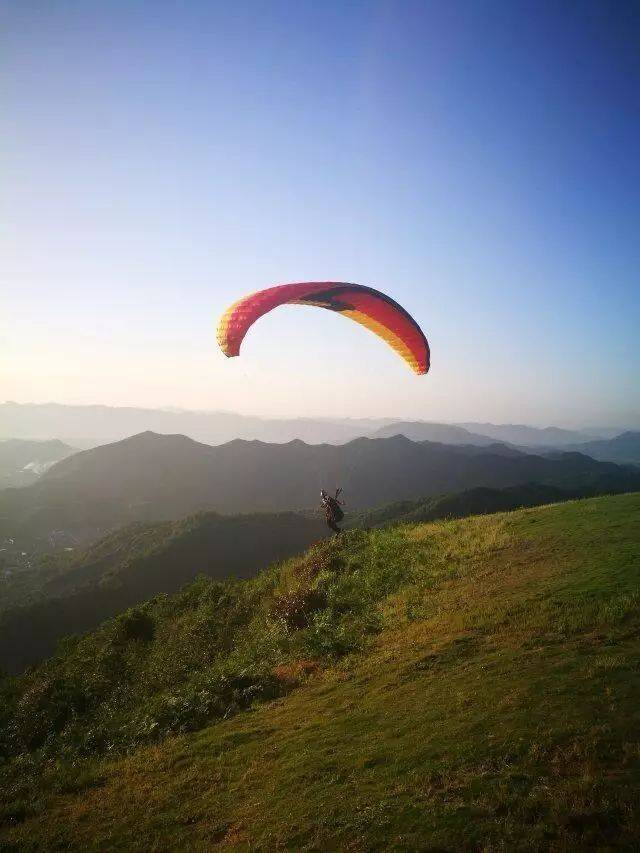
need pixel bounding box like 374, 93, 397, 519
321, 488, 345, 535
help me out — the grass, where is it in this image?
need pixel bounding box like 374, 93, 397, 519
1, 492, 639, 850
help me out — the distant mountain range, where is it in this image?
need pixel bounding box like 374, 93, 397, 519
1, 402, 624, 449
456, 422, 595, 447
562, 431, 640, 466
2, 431, 639, 551
0, 402, 394, 447
371, 421, 499, 445
371, 422, 640, 464
0, 439, 76, 488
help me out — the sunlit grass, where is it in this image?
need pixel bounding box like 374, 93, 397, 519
1, 492, 639, 850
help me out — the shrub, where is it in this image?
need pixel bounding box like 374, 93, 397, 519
270, 586, 327, 630
273, 659, 320, 686
302, 610, 361, 658
114, 608, 155, 643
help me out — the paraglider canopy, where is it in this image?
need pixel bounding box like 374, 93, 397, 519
217, 281, 430, 374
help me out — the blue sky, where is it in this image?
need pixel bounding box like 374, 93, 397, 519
3, 0, 639, 425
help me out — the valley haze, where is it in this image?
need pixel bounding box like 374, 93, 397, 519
1, 401, 632, 448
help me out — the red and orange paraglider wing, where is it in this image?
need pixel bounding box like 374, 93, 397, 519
216, 282, 429, 375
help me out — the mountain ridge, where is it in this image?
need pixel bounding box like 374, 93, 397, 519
0, 402, 395, 447
456, 421, 598, 446
371, 421, 499, 445
4, 401, 628, 448
567, 430, 640, 465
2, 431, 639, 553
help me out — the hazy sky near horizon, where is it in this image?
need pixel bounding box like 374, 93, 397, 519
3, 1, 639, 426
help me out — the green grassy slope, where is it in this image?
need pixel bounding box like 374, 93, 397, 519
1, 493, 639, 850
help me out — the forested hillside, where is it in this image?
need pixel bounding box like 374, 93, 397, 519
0, 511, 325, 673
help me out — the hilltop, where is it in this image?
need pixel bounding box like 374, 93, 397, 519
1, 493, 639, 849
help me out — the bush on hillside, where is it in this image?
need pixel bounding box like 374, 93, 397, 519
133, 669, 284, 741
114, 608, 155, 644
270, 587, 327, 630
